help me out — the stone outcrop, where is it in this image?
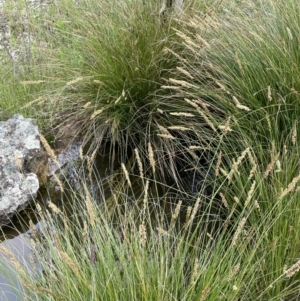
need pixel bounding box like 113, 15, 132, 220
0, 114, 44, 226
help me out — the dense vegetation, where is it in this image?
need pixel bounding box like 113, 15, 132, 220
0, 0, 300, 300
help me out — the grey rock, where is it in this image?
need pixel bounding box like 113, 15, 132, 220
47, 141, 82, 192
159, 0, 184, 15
0, 114, 42, 226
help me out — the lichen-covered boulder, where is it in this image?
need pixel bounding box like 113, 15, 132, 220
0, 114, 41, 226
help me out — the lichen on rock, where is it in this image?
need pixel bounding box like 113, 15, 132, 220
0, 114, 44, 226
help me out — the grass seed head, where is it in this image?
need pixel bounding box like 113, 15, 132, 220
48, 201, 62, 215
196, 108, 216, 132
161, 85, 181, 90
143, 180, 150, 213
254, 200, 261, 212
227, 263, 240, 281
234, 196, 239, 204
163, 46, 187, 63
263, 152, 280, 179
59, 251, 80, 276
87, 156, 93, 184
66, 77, 83, 86
121, 163, 132, 188
220, 116, 232, 135
148, 143, 155, 174
157, 133, 176, 139
156, 227, 168, 236
199, 285, 210, 301
79, 145, 84, 160
228, 148, 249, 182
29, 219, 37, 238
232, 96, 250, 111
171, 200, 182, 228
185, 98, 199, 109
292, 122, 297, 145
192, 98, 210, 113
245, 181, 256, 207
82, 220, 88, 247
36, 203, 44, 221
167, 126, 190, 131
267, 85, 272, 101
83, 183, 96, 227
170, 112, 195, 117
286, 27, 293, 40
52, 172, 64, 192
39, 134, 59, 168
190, 257, 199, 283
219, 192, 229, 209
176, 66, 194, 79
134, 148, 144, 179
185, 198, 201, 231
185, 206, 192, 224
0, 246, 26, 276
90, 108, 104, 120
280, 173, 300, 199
215, 151, 222, 176
20, 80, 45, 85
284, 259, 300, 278
206, 233, 214, 240
139, 223, 147, 247
83, 101, 91, 108
236, 104, 251, 111
248, 165, 257, 181
231, 217, 247, 247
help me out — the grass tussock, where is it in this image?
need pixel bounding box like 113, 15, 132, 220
25, 0, 226, 188
1, 0, 300, 300
15, 157, 300, 300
